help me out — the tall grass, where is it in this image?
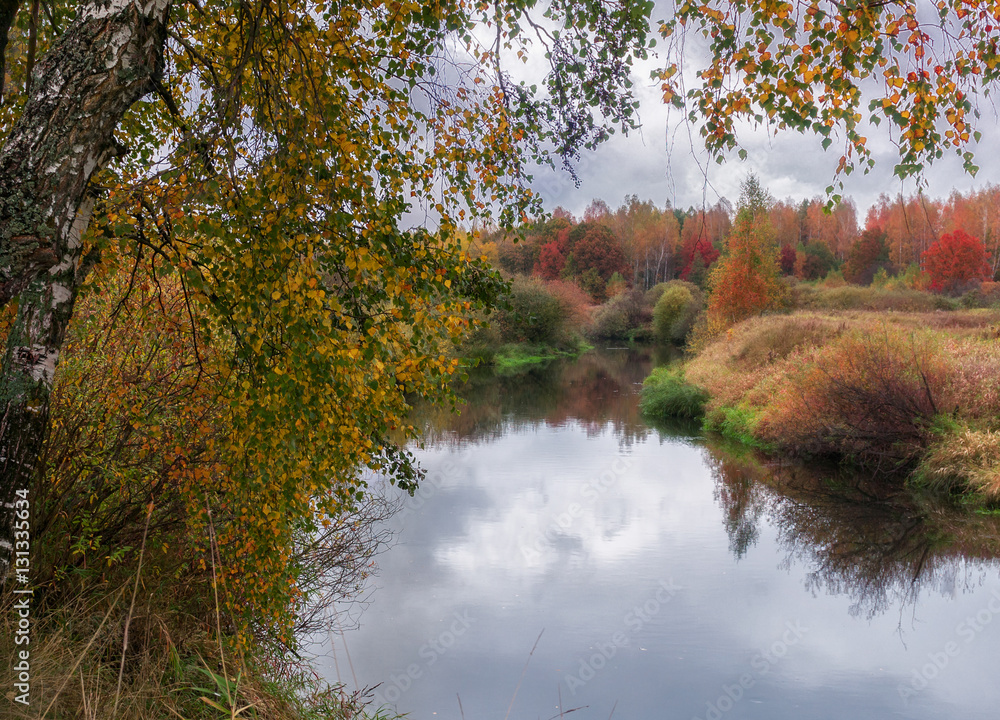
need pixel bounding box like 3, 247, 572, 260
916, 430, 1000, 501
0, 589, 378, 720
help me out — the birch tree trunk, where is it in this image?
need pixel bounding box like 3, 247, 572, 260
0, 0, 171, 581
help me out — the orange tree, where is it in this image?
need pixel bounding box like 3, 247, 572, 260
658, 0, 1000, 198
704, 175, 787, 331
0, 0, 656, 646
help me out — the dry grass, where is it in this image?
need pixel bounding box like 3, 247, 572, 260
796, 284, 954, 312
918, 430, 1000, 499
686, 313, 842, 408
679, 309, 1000, 494
0, 591, 372, 720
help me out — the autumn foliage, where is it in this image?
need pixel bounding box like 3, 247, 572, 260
704, 178, 787, 332
675, 312, 1000, 489
843, 229, 893, 285
921, 229, 993, 293
759, 330, 952, 466
536, 240, 567, 280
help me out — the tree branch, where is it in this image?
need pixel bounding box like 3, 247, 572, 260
0, 0, 19, 104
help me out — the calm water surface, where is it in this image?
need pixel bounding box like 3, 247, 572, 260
308, 348, 1000, 720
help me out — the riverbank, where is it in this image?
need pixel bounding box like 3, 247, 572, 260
641, 309, 1000, 504
0, 591, 380, 720
472, 339, 593, 375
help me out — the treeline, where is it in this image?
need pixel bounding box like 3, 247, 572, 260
472, 187, 1000, 300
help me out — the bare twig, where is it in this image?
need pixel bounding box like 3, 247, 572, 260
113, 502, 154, 716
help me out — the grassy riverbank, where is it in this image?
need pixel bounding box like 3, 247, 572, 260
461, 276, 595, 374
641, 309, 1000, 503
488, 340, 593, 373
0, 593, 379, 720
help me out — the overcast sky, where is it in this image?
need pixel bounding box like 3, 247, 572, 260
523, 14, 1000, 223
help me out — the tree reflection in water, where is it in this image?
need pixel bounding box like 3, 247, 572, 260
408, 347, 1000, 622
411, 345, 681, 448
705, 440, 1000, 619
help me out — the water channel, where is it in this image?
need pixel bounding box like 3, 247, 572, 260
307, 347, 1000, 720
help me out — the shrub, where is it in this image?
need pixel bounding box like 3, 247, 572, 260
589, 288, 648, 339
639, 367, 709, 419
545, 278, 594, 328
590, 301, 630, 339
462, 319, 501, 364
645, 279, 699, 307
606, 271, 627, 298
885, 262, 932, 291
704, 405, 772, 450
496, 276, 575, 346
820, 269, 847, 288
961, 281, 1000, 309
983, 281, 1000, 306
469, 277, 592, 355
758, 329, 953, 467
653, 281, 703, 343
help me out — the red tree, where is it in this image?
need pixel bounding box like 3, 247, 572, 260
535, 241, 566, 279
705, 176, 787, 329
680, 237, 720, 281
843, 229, 892, 285
921, 229, 992, 292
779, 244, 796, 275
572, 224, 628, 281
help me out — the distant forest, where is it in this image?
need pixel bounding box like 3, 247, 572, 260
472, 188, 1000, 300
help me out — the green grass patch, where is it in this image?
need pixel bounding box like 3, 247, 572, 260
639, 366, 709, 420
491, 341, 591, 375
702, 405, 775, 452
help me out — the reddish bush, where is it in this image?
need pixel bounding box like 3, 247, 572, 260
759, 331, 952, 468
544, 278, 593, 328
921, 229, 992, 293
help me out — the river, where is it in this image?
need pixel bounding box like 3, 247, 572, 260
306, 347, 1000, 720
